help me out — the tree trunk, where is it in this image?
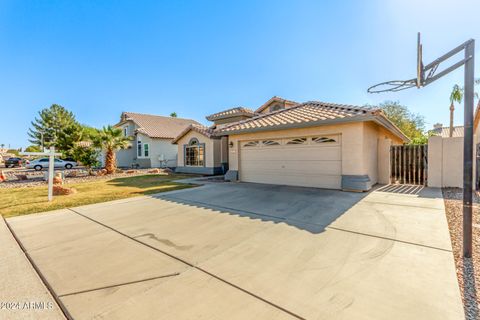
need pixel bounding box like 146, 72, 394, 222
105, 149, 116, 174
449, 102, 455, 137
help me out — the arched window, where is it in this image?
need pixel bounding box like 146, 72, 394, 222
185, 138, 204, 166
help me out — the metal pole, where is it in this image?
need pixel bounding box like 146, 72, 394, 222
463, 39, 475, 258
48, 146, 55, 202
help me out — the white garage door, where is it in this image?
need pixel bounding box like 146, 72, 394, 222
239, 135, 342, 189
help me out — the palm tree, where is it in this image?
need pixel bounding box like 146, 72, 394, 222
93, 125, 131, 174
449, 84, 463, 137
0, 144, 4, 149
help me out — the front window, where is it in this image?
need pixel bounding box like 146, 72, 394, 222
124, 126, 128, 136
185, 138, 204, 166
144, 143, 149, 157
137, 140, 142, 157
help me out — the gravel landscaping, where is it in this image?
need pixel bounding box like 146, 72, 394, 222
0, 168, 173, 189
443, 188, 480, 320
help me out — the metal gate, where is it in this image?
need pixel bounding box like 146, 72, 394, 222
390, 145, 428, 185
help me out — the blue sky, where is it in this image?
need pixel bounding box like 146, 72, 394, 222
1, 0, 479, 148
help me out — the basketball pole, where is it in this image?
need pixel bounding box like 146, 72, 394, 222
368, 34, 476, 258
463, 39, 475, 258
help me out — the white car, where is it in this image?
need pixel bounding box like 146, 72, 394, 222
26, 158, 78, 171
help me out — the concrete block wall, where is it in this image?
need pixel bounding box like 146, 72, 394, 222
427, 135, 463, 188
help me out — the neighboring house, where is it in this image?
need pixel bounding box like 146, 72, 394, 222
173, 96, 409, 191
114, 112, 200, 168
430, 123, 464, 138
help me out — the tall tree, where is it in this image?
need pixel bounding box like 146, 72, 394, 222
377, 101, 427, 144
92, 126, 131, 174
28, 104, 83, 154
449, 84, 463, 137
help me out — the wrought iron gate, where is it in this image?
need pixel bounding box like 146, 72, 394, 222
390, 145, 428, 185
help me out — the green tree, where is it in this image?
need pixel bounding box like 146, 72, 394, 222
71, 145, 99, 175
81, 125, 99, 139
170, 112, 177, 117
92, 125, 131, 174
25, 145, 41, 152
28, 104, 83, 154
378, 101, 427, 145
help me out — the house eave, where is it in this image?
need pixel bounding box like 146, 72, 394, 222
217, 115, 410, 142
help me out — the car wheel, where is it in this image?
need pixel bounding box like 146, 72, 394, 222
34, 165, 42, 171
65, 164, 72, 169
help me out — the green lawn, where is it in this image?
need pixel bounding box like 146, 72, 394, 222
0, 174, 197, 218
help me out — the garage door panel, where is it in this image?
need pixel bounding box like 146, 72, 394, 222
241, 172, 342, 189
242, 147, 341, 161
239, 137, 342, 190
240, 160, 341, 174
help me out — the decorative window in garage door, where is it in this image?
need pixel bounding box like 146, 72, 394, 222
286, 137, 307, 145
262, 140, 281, 146
312, 136, 338, 144
243, 141, 260, 147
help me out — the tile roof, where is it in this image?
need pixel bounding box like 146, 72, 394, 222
255, 96, 299, 113
431, 126, 464, 138
206, 107, 256, 121
172, 124, 216, 144
217, 101, 409, 141
119, 112, 200, 139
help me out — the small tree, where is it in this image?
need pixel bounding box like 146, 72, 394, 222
170, 112, 177, 117
72, 145, 99, 175
92, 126, 131, 174
0, 144, 4, 149
25, 145, 41, 152
377, 101, 427, 144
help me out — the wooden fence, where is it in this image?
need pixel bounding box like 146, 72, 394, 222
390, 145, 428, 185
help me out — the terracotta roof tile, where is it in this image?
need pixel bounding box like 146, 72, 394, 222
172, 124, 216, 144
206, 107, 255, 121
218, 101, 377, 133
120, 112, 200, 139
431, 126, 464, 138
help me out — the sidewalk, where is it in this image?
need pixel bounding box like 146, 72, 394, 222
0, 217, 66, 320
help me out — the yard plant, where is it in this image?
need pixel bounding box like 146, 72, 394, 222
93, 125, 132, 174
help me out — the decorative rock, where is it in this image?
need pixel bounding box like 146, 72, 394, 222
66, 171, 77, 177
126, 170, 137, 174
148, 168, 161, 174
53, 173, 63, 185
96, 169, 108, 176
15, 174, 28, 181
53, 185, 77, 195
163, 168, 174, 174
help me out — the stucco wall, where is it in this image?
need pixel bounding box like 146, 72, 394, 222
427, 135, 463, 188
116, 133, 177, 168
377, 138, 392, 184
227, 122, 364, 175
175, 130, 216, 168
227, 121, 404, 189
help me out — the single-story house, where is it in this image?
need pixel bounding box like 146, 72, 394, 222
114, 112, 200, 168
173, 96, 409, 191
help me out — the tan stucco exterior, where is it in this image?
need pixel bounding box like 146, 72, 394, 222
226, 121, 402, 188
428, 136, 464, 188
175, 130, 228, 171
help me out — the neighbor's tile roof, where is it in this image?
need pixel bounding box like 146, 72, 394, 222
218, 101, 380, 133
431, 126, 464, 138
120, 112, 200, 139
172, 123, 216, 144
206, 107, 256, 121
255, 96, 299, 113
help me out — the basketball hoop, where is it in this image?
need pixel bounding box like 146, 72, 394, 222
367, 79, 417, 93
367, 32, 476, 259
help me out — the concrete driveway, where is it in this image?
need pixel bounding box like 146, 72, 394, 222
5, 182, 463, 319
